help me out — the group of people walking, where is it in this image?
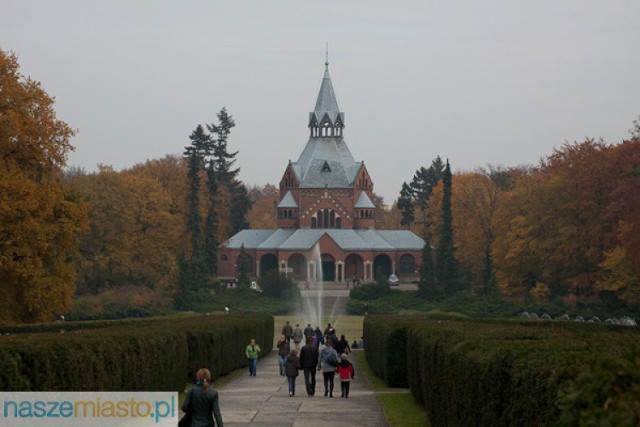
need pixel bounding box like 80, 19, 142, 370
179, 325, 355, 426
278, 321, 355, 398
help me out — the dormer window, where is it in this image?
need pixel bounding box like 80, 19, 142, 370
321, 161, 331, 172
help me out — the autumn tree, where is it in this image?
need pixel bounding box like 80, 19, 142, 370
69, 165, 181, 294
246, 184, 278, 229
0, 50, 88, 323
450, 172, 499, 295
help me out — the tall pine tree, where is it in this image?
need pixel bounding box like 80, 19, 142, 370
418, 237, 436, 298
207, 107, 239, 186
230, 182, 252, 236
203, 160, 218, 278
397, 182, 415, 228
436, 159, 458, 294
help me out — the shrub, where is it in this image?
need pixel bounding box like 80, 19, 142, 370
0, 314, 273, 392
258, 270, 299, 299
364, 315, 640, 426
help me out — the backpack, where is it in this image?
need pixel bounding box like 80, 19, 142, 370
327, 351, 339, 368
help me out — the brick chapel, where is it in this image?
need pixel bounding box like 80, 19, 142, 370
217, 59, 424, 283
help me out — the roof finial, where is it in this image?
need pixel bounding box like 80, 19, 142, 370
325, 42, 329, 70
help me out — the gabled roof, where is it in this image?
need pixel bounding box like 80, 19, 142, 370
277, 191, 298, 208
222, 229, 424, 252
355, 191, 376, 209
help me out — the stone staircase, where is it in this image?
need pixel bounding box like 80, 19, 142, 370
298, 283, 350, 319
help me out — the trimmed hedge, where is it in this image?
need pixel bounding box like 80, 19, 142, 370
364, 315, 640, 426
0, 314, 273, 392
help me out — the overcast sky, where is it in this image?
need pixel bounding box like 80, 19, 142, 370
2, 1, 639, 202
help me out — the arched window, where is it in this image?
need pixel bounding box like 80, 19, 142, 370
323, 209, 329, 227
399, 254, 416, 275
220, 254, 228, 261
317, 210, 323, 227
311, 217, 317, 228
330, 210, 335, 227
336, 217, 342, 228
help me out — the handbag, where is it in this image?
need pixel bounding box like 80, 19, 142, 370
178, 389, 193, 427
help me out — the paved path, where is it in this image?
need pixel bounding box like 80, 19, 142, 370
217, 349, 387, 427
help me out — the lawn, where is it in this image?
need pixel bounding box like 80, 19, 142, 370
354, 350, 431, 427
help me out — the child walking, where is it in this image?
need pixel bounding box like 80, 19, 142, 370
337, 353, 355, 398
285, 349, 302, 397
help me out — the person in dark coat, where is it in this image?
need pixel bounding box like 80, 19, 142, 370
335, 334, 351, 355
299, 336, 319, 396
181, 368, 223, 426
276, 334, 290, 376
303, 323, 314, 339
314, 326, 324, 346
285, 349, 302, 397
282, 321, 293, 342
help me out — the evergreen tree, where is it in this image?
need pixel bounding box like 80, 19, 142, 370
418, 238, 436, 298
230, 182, 252, 235
207, 107, 238, 185
481, 244, 493, 296
185, 149, 202, 265
237, 245, 251, 289
397, 182, 415, 228
203, 160, 218, 278
404, 156, 445, 228
436, 160, 458, 294
174, 251, 194, 309
179, 124, 212, 294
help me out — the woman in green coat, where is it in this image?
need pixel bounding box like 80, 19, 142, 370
245, 338, 261, 376
181, 368, 223, 427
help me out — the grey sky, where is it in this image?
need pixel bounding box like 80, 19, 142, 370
2, 1, 639, 202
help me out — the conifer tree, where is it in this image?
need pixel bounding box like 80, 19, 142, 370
177, 125, 211, 299
397, 182, 415, 227
207, 107, 238, 186
230, 182, 252, 236
237, 244, 250, 289
203, 160, 218, 278
436, 159, 458, 294
418, 237, 436, 298
174, 251, 194, 309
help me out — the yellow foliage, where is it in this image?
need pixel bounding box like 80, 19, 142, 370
598, 247, 640, 305
0, 50, 88, 323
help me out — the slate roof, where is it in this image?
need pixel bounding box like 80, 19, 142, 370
222, 229, 424, 252
309, 66, 345, 127
291, 63, 361, 188
293, 137, 361, 188
277, 191, 298, 208
355, 192, 376, 209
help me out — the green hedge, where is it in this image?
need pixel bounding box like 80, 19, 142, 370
364, 315, 640, 426
363, 316, 410, 387
0, 314, 273, 392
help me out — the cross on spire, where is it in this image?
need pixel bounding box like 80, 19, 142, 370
325, 42, 329, 70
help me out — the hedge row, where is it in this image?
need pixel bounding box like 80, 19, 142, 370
364, 315, 640, 426
0, 314, 273, 392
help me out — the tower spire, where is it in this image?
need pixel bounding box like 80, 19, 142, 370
325, 42, 329, 70
308, 50, 345, 137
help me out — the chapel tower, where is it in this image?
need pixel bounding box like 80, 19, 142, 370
276, 60, 376, 230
